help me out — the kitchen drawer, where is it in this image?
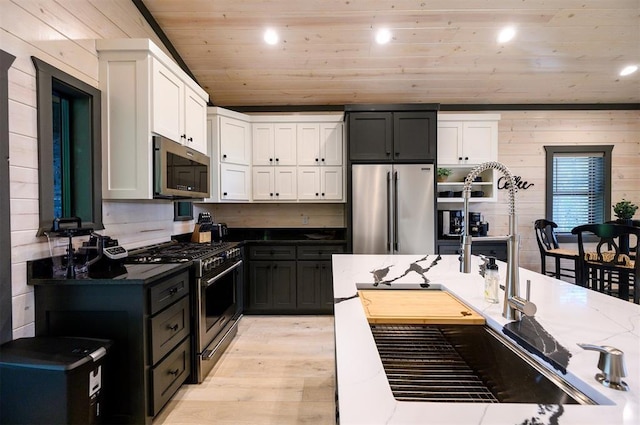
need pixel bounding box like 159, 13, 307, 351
249, 245, 296, 260
149, 270, 189, 315
149, 295, 190, 365
150, 337, 191, 416
296, 244, 345, 260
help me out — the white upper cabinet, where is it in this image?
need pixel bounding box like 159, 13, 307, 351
297, 167, 344, 201
297, 122, 343, 166
252, 123, 297, 166
219, 116, 251, 165
252, 167, 297, 201
437, 114, 500, 165
97, 38, 209, 199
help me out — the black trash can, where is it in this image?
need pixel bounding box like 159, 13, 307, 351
0, 336, 112, 425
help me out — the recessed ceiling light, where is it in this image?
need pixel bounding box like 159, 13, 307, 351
620, 65, 638, 76
264, 29, 279, 45
375, 28, 392, 45
497, 26, 516, 43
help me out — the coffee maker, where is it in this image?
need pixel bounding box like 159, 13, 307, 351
468, 212, 489, 237
438, 210, 464, 239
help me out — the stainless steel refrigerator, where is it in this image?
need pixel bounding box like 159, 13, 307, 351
352, 164, 435, 254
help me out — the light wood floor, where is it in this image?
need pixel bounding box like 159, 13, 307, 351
153, 316, 336, 425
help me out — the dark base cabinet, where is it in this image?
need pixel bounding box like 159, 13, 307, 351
30, 264, 191, 425
437, 239, 508, 262
245, 243, 345, 314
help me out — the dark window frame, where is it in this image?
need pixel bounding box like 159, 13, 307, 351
544, 145, 613, 242
32, 57, 103, 235
174, 201, 194, 221
1, 50, 16, 343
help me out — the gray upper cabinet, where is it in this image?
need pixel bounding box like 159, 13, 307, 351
347, 109, 437, 162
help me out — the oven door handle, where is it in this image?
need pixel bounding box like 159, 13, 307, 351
204, 260, 243, 287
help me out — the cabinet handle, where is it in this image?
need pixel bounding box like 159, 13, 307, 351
395, 152, 399, 156
168, 369, 180, 376
167, 323, 179, 332
458, 156, 463, 161
386, 151, 391, 156
188, 137, 193, 142
181, 134, 186, 139
169, 287, 178, 296
223, 192, 228, 196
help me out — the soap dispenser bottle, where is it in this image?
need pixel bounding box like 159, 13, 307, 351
484, 257, 500, 303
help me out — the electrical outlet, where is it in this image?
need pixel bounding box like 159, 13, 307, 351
302, 215, 309, 225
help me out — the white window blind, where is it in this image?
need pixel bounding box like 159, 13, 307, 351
552, 152, 605, 233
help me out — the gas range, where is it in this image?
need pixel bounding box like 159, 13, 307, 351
125, 240, 241, 277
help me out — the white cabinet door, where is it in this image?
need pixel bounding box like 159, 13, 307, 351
321, 167, 344, 200
274, 167, 297, 200
297, 167, 343, 201
320, 122, 343, 166
274, 124, 297, 165
252, 124, 275, 165
151, 59, 184, 143
461, 121, 497, 164
220, 116, 251, 165
252, 167, 274, 200
437, 121, 463, 164
296, 123, 321, 165
220, 163, 251, 201
184, 86, 207, 154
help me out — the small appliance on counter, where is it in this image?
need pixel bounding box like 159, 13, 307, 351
438, 210, 464, 239
468, 212, 490, 237
47, 217, 94, 278
80, 234, 128, 277
212, 222, 228, 243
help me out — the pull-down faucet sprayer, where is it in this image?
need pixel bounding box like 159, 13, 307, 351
460, 161, 532, 321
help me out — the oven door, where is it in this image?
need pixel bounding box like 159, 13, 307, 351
198, 259, 242, 353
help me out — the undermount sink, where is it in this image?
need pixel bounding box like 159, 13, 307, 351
370, 324, 597, 405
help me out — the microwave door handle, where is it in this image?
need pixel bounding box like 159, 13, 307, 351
393, 170, 399, 252
386, 171, 391, 253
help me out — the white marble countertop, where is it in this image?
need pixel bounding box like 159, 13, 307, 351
332, 254, 640, 425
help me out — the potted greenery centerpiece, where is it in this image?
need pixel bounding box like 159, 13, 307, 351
437, 168, 452, 182
613, 199, 638, 223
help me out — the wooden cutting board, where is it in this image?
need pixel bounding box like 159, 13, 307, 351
359, 290, 485, 325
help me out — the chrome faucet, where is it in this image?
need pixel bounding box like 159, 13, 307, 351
460, 161, 535, 320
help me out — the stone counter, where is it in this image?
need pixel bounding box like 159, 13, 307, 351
332, 254, 640, 425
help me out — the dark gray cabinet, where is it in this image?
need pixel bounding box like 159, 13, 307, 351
246, 243, 345, 313
30, 265, 191, 425
348, 111, 437, 162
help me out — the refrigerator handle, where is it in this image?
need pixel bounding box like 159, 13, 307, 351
393, 170, 399, 252
386, 171, 392, 252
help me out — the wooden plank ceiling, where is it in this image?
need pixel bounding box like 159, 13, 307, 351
140, 0, 639, 107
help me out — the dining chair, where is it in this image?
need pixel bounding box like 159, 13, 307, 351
571, 223, 639, 304
534, 219, 580, 284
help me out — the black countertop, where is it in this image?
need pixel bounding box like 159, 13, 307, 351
27, 260, 191, 286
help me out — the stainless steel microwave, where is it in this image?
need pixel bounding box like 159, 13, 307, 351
153, 135, 210, 199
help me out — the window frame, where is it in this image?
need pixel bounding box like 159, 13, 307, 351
544, 145, 613, 242
32, 57, 103, 235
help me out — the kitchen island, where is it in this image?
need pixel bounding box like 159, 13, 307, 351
333, 254, 639, 425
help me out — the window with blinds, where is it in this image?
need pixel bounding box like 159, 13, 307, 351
544, 146, 613, 235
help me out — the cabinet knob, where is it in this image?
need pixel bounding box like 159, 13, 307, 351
321, 192, 325, 196
188, 137, 193, 142
269, 158, 273, 162
276, 158, 279, 162
315, 158, 319, 162
315, 193, 319, 196
465, 156, 469, 161
386, 151, 391, 156
321, 158, 325, 162
223, 154, 227, 159
223, 192, 228, 196
395, 152, 399, 156
181, 134, 186, 139
167, 324, 179, 332
270, 193, 273, 196
458, 156, 463, 161
275, 192, 279, 196
168, 369, 180, 376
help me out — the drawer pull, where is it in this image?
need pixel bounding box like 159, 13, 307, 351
168, 368, 180, 376
167, 323, 179, 332
168, 287, 178, 296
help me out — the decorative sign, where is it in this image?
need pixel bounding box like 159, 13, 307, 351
497, 176, 534, 190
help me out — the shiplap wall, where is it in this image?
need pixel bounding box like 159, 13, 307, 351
3, 0, 193, 338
